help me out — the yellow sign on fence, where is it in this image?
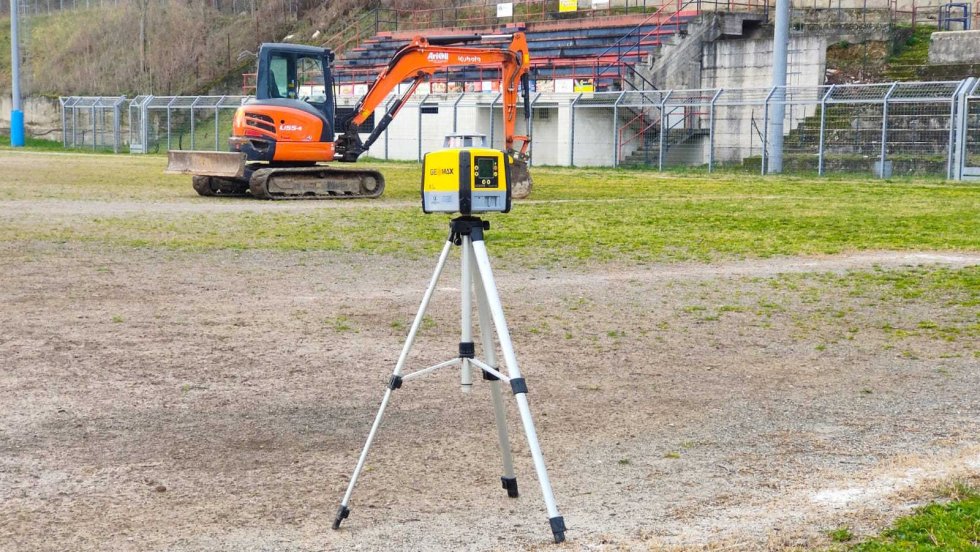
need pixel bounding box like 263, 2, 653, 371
559, 0, 578, 12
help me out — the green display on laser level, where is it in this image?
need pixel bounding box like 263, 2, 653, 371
475, 157, 498, 188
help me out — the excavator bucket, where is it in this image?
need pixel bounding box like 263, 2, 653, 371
510, 158, 533, 199
165, 150, 247, 179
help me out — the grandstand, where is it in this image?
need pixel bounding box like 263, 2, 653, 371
332, 10, 700, 92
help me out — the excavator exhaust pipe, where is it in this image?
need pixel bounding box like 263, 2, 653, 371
165, 150, 247, 179
510, 158, 533, 199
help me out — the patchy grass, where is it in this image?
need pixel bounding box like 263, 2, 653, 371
0, 151, 977, 265
829, 526, 854, 543
852, 484, 980, 551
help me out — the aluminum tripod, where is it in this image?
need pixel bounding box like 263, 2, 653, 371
332, 216, 567, 544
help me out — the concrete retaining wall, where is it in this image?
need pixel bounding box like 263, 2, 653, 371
929, 31, 980, 64
0, 96, 62, 139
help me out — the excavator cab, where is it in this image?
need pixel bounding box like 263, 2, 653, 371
254, 43, 336, 135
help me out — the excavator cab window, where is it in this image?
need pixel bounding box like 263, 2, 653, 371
257, 44, 336, 129
268, 56, 289, 98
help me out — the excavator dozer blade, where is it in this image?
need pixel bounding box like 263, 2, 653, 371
165, 150, 247, 179
510, 158, 533, 199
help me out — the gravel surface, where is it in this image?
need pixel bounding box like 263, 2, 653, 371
1, 242, 977, 551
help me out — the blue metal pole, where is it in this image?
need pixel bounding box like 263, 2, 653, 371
10, 0, 25, 146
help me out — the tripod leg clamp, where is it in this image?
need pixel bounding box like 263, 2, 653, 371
510, 378, 528, 395
332, 505, 350, 530
387, 375, 403, 390
549, 516, 566, 543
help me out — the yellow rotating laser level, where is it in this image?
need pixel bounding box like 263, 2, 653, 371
421, 148, 512, 214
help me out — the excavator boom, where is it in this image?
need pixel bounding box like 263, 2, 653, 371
335, 33, 532, 164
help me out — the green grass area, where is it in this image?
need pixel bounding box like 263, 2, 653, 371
1, 135, 94, 151
851, 483, 980, 551
0, 151, 977, 266
885, 25, 935, 81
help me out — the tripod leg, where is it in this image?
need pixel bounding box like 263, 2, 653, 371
459, 236, 474, 393
333, 239, 455, 530
469, 237, 567, 544
473, 256, 518, 498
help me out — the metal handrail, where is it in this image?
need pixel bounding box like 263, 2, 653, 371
594, 3, 702, 90
618, 111, 661, 161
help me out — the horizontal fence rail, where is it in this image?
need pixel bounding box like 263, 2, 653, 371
58, 79, 980, 180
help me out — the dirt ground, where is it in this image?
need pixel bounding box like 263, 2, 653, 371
1, 234, 978, 551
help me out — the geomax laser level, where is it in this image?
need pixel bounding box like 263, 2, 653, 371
421, 148, 512, 214
335, 156, 567, 543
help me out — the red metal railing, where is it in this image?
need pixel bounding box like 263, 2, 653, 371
618, 110, 660, 161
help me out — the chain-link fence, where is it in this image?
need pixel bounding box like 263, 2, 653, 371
60, 78, 980, 180
129, 96, 248, 154
60, 96, 127, 153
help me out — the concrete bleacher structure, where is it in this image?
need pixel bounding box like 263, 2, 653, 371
332, 11, 700, 93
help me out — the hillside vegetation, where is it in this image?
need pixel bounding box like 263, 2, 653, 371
0, 0, 455, 97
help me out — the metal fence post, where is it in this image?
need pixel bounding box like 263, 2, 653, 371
818, 85, 835, 176
128, 99, 135, 151
878, 82, 898, 178
91, 103, 97, 151
489, 92, 501, 149
708, 88, 722, 173
142, 96, 152, 154
612, 92, 625, 167
60, 97, 68, 148
384, 95, 395, 160
190, 97, 202, 150
526, 93, 541, 167
167, 97, 177, 150
215, 96, 225, 151
951, 77, 978, 180
658, 90, 672, 171
452, 92, 464, 133
113, 98, 122, 153
72, 102, 77, 147
417, 93, 431, 162
946, 78, 969, 179
569, 93, 582, 167
762, 86, 776, 175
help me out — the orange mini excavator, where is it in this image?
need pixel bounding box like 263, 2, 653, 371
166, 33, 533, 199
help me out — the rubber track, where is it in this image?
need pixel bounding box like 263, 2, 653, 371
249, 166, 386, 200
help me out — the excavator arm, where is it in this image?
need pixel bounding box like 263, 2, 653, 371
334, 33, 532, 164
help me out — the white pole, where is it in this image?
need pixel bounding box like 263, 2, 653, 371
768, 0, 790, 173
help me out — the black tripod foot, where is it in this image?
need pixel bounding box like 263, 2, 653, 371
549, 516, 566, 544
501, 476, 519, 498
332, 505, 350, 530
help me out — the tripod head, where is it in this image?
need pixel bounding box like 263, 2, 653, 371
449, 216, 490, 245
